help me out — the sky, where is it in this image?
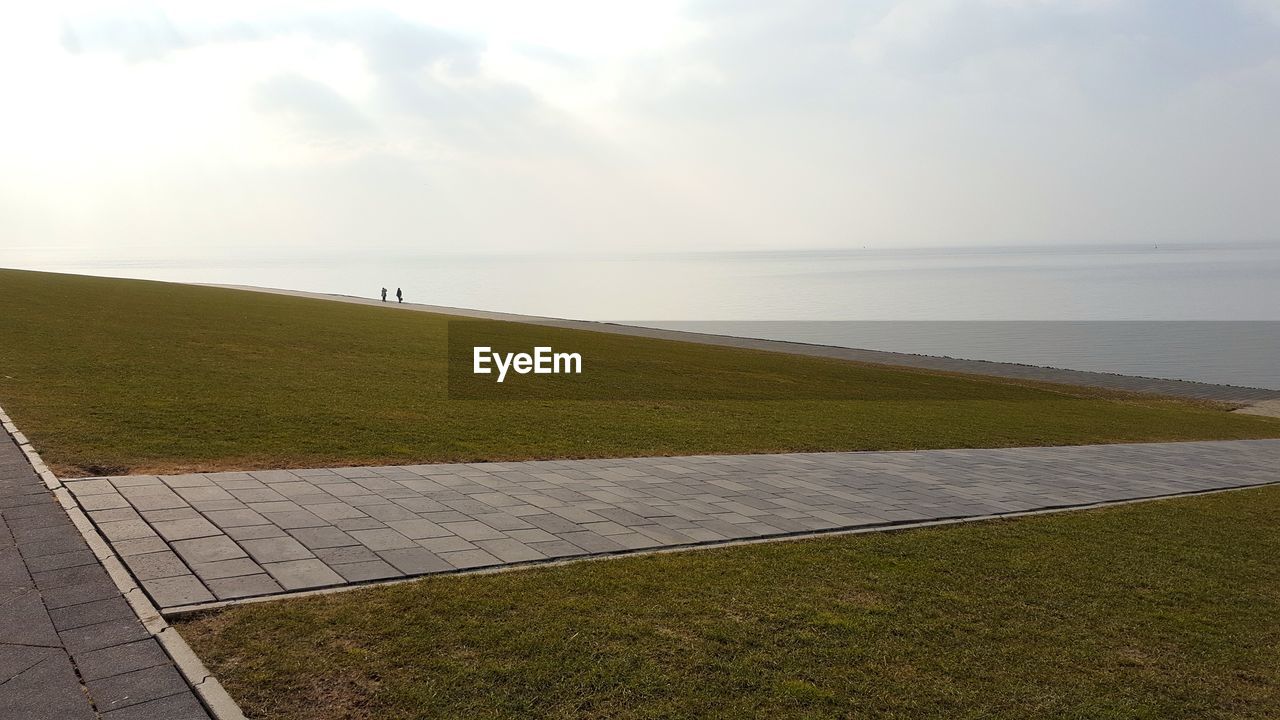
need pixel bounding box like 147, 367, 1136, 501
2, 0, 1279, 267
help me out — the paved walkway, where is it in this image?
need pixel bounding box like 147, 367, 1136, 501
0, 436, 210, 719
212, 284, 1280, 404
66, 439, 1280, 614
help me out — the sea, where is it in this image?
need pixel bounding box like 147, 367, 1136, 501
4, 242, 1278, 390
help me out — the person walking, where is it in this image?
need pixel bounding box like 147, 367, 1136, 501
380, 287, 387, 302
396, 287, 403, 303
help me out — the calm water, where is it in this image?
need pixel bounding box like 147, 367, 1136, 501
4, 243, 1279, 388
639, 321, 1280, 390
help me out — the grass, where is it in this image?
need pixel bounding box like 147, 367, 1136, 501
177, 485, 1280, 719
1, 268, 1277, 476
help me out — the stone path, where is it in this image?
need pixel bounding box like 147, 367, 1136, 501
213, 285, 1280, 404
0, 436, 210, 719
66, 439, 1280, 614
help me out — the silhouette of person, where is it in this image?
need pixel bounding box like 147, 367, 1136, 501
381, 287, 387, 302
396, 287, 403, 303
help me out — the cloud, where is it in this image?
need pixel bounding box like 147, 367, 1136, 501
252, 74, 371, 137
55, 6, 581, 156
643, 0, 1280, 115
59, 8, 258, 61
13, 0, 1280, 258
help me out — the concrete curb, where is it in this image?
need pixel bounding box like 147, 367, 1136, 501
0, 404, 249, 720
162, 475, 1278, 619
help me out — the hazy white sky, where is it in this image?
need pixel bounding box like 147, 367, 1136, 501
2, 1, 1279, 263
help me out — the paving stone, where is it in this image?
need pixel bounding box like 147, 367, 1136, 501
607, 532, 666, 550
440, 520, 507, 541
96, 519, 159, 542
112, 537, 170, 556
208, 476, 263, 489
0, 653, 97, 719
419, 509, 476, 520
579, 520, 631, 536
72, 438, 1280, 614
245, 500, 299, 513
109, 476, 163, 488
189, 499, 248, 512
66, 479, 116, 496
557, 531, 623, 553
260, 509, 329, 529
548, 506, 609, 524
416, 536, 478, 553
334, 559, 403, 582
523, 513, 582, 533
173, 486, 234, 503
205, 573, 283, 600
348, 528, 418, 550
334, 517, 388, 531
0, 589, 62, 646
12, 523, 80, 545
438, 548, 502, 569
138, 507, 201, 522
125, 493, 189, 511
24, 549, 98, 573
201, 508, 269, 527
58, 617, 150, 654
89, 508, 144, 523
376, 547, 452, 574
150, 517, 222, 542
42, 578, 122, 609
0, 644, 58, 680
170, 536, 247, 564
4, 509, 70, 531
118, 485, 175, 498
229, 487, 288, 503
287, 526, 358, 549
122, 551, 191, 581
32, 563, 112, 591
505, 528, 560, 544
190, 557, 263, 580
262, 559, 344, 590
392, 497, 449, 513
314, 545, 380, 564
632, 525, 695, 545
362, 504, 421, 521
307, 502, 368, 521
526, 540, 591, 558
474, 538, 546, 563
239, 536, 313, 563
87, 663, 191, 713
142, 574, 214, 607
100, 687, 211, 719
224, 524, 287, 540
0, 493, 57, 510
0, 439, 206, 716
74, 638, 168, 681
2, 503, 66, 521
77, 493, 131, 511
680, 527, 731, 543
161, 474, 212, 488
471, 512, 535, 531
385, 518, 452, 539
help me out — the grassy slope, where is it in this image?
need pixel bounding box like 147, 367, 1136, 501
0, 268, 1277, 475
178, 485, 1280, 720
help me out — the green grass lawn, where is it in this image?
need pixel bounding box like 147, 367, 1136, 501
178, 485, 1280, 719
1, 268, 1277, 476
